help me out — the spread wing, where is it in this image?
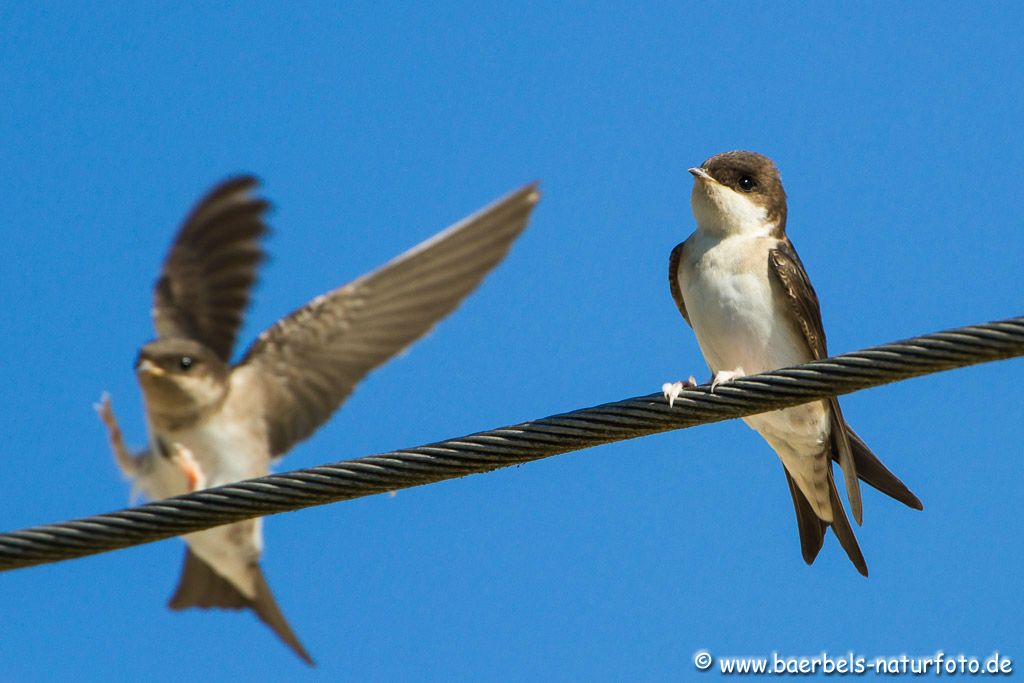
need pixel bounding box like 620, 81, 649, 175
152, 176, 268, 362
235, 183, 540, 457
768, 238, 861, 523
668, 241, 690, 326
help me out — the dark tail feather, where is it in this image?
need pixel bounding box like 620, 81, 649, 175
783, 465, 868, 576
168, 549, 315, 666
825, 467, 868, 577
168, 549, 246, 609
833, 428, 924, 511
784, 467, 825, 565
829, 399, 862, 525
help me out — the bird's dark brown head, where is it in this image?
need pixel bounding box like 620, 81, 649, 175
689, 150, 787, 236
135, 338, 230, 429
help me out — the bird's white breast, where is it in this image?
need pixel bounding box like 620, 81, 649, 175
678, 231, 807, 376
163, 396, 269, 488
677, 230, 829, 460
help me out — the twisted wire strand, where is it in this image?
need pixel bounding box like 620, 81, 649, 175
1, 316, 1022, 571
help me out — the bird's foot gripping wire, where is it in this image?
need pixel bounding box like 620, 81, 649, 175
662, 376, 698, 408
710, 367, 746, 392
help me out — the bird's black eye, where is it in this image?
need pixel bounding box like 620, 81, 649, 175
738, 175, 756, 192
179, 356, 194, 371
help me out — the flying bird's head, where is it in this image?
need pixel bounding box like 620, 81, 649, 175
689, 150, 787, 238
135, 338, 230, 428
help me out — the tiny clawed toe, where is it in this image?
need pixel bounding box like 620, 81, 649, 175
662, 378, 697, 409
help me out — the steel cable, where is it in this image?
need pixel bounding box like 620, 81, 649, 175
1, 316, 1022, 571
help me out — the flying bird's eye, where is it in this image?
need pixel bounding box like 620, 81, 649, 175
179, 356, 194, 371
738, 175, 756, 192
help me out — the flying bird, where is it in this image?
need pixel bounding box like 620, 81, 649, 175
97, 177, 540, 663
661, 151, 921, 575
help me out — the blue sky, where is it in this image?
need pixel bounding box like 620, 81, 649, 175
1, 2, 1022, 679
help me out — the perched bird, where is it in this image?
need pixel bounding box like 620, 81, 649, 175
96, 176, 540, 664
662, 151, 921, 575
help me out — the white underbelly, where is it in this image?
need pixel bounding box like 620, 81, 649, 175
145, 412, 269, 596
137, 450, 189, 500
678, 243, 829, 456
682, 264, 804, 375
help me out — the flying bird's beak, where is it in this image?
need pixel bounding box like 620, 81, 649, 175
688, 167, 713, 183
136, 359, 165, 377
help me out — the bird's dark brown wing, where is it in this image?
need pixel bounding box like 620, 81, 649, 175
152, 176, 269, 362
768, 239, 861, 523
767, 239, 825, 359
235, 183, 540, 458
668, 241, 690, 326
